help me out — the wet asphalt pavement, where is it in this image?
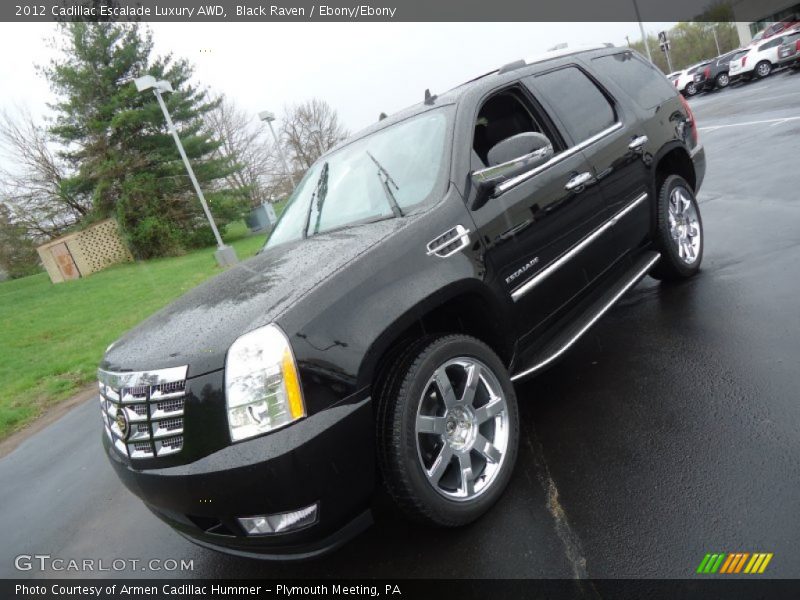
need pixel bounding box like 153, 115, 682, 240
2, 68, 799, 580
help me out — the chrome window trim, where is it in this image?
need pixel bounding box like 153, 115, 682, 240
510, 252, 661, 382
98, 365, 188, 389
494, 122, 623, 196
472, 144, 554, 186
510, 191, 648, 302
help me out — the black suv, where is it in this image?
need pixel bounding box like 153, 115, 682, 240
694, 48, 747, 91
100, 46, 705, 559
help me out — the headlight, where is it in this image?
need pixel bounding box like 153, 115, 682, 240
225, 324, 306, 442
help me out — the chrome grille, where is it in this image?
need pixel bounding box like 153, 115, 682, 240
98, 365, 188, 460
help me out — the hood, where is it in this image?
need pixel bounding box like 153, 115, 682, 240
102, 218, 407, 376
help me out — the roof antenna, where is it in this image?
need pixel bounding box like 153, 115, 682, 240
379, 112, 387, 121
424, 89, 437, 105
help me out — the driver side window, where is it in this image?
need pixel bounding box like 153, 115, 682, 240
472, 87, 557, 168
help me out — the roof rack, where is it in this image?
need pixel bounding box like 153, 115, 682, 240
498, 59, 526, 75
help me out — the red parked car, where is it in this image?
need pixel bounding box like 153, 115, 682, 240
751, 18, 800, 44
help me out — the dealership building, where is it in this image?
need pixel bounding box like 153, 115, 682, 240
733, 0, 800, 44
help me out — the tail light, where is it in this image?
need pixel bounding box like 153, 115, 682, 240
742, 56, 748, 66
796, 39, 800, 51
674, 79, 679, 87
704, 66, 711, 78
678, 94, 698, 145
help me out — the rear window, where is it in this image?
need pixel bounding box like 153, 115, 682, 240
591, 51, 677, 110
527, 66, 616, 144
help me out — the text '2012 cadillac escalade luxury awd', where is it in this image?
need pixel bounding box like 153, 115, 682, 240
100, 46, 706, 559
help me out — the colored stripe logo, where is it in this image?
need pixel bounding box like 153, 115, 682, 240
696, 552, 773, 574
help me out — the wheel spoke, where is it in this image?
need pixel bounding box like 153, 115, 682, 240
433, 367, 457, 409
416, 414, 446, 436
474, 434, 502, 463
458, 453, 475, 496
683, 241, 695, 260
474, 397, 504, 424
426, 445, 453, 483
461, 363, 480, 407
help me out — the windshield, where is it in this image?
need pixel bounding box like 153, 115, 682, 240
266, 108, 451, 248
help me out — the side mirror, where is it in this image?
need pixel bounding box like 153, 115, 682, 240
470, 132, 554, 210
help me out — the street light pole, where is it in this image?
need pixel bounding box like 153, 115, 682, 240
259, 111, 297, 188
134, 76, 237, 267
632, 0, 652, 62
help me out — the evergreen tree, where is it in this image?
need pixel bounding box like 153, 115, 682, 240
44, 22, 246, 257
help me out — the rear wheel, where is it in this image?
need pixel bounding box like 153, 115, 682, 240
377, 334, 519, 526
685, 82, 698, 96
715, 72, 730, 88
650, 175, 703, 281
755, 60, 772, 78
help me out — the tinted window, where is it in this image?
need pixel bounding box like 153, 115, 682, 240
528, 66, 615, 144
592, 51, 677, 109
759, 38, 783, 50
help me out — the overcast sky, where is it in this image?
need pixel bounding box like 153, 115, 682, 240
0, 22, 675, 134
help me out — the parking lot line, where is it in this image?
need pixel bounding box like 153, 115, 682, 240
699, 116, 800, 131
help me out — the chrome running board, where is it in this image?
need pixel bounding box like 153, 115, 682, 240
510, 251, 661, 382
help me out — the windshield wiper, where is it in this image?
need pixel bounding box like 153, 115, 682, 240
303, 161, 329, 237
367, 151, 404, 218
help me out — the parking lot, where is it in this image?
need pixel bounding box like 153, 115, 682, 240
1, 67, 799, 580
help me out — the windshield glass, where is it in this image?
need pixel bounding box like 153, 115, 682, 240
266, 108, 451, 248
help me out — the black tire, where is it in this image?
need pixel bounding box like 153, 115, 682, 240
377, 334, 519, 526
755, 60, 772, 79
685, 82, 697, 96
650, 175, 703, 281
715, 72, 730, 88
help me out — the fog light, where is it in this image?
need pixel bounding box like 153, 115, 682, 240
238, 503, 318, 536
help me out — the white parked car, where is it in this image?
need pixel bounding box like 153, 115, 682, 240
673, 62, 710, 96
730, 34, 790, 80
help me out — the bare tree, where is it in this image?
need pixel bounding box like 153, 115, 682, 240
281, 99, 349, 175
0, 109, 90, 240
205, 96, 280, 209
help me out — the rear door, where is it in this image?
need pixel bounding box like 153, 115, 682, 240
524, 61, 649, 264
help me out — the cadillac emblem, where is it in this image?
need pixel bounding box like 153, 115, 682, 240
115, 407, 130, 440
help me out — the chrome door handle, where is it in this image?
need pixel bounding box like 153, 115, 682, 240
565, 172, 594, 191
628, 135, 648, 152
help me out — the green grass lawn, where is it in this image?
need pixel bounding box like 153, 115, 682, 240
0, 221, 269, 441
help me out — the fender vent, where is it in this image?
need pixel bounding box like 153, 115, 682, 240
426, 225, 471, 258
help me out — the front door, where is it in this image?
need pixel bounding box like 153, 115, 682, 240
468, 85, 611, 337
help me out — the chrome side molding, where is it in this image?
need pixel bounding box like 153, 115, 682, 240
511, 192, 648, 302
510, 252, 661, 382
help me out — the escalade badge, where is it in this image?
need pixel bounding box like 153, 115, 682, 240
115, 408, 130, 440
506, 257, 540, 285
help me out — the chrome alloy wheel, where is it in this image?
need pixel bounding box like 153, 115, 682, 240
415, 357, 510, 501
756, 62, 771, 77
668, 186, 701, 264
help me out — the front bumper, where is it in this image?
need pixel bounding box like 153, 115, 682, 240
103, 395, 375, 559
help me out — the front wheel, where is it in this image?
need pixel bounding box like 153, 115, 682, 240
755, 60, 772, 78
685, 82, 698, 96
377, 335, 519, 526
715, 72, 730, 88
650, 175, 703, 281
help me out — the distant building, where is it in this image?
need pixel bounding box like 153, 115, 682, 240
733, 0, 800, 45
